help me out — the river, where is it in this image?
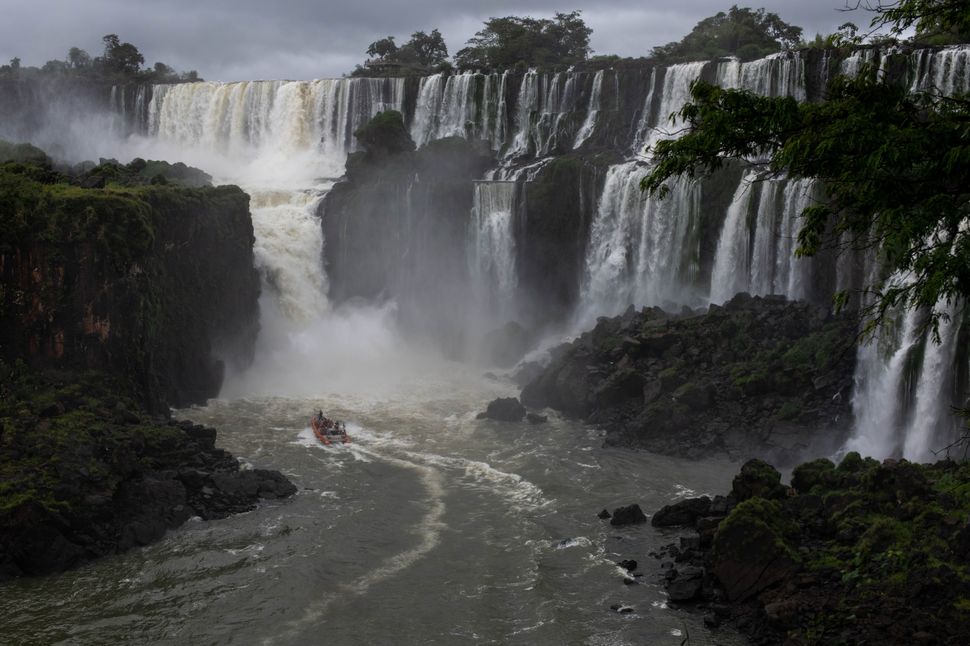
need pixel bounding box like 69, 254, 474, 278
1, 359, 741, 645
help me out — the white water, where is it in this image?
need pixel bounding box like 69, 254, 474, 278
469, 180, 519, 322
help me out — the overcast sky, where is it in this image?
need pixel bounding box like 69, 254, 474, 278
2, 1, 871, 81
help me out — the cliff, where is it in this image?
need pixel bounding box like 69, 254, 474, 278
321, 112, 495, 355
0, 160, 260, 411
0, 154, 291, 580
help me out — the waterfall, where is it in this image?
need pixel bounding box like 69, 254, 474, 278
573, 70, 604, 149
910, 46, 970, 95
469, 181, 519, 320
146, 77, 406, 324
130, 47, 970, 443
410, 73, 479, 147
903, 302, 962, 460
848, 302, 923, 459
710, 173, 757, 304
637, 61, 708, 156
578, 162, 702, 322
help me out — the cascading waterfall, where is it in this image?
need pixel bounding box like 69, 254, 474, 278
578, 162, 703, 322
125, 44, 970, 450
710, 173, 757, 304
144, 77, 406, 351
469, 181, 519, 321
573, 70, 603, 149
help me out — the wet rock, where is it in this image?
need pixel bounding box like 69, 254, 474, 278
476, 397, 527, 422
597, 509, 611, 519
617, 559, 638, 571
610, 504, 647, 526
666, 565, 704, 602
651, 496, 712, 527
526, 412, 548, 425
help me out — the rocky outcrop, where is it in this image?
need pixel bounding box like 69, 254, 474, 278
0, 160, 260, 411
0, 366, 296, 581
522, 293, 857, 462
649, 456, 970, 645
477, 397, 527, 422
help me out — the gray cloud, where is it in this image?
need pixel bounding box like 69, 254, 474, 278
3, 1, 870, 81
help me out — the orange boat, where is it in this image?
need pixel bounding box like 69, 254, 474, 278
311, 413, 350, 445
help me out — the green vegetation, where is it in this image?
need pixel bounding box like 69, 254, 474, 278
353, 29, 451, 77
706, 453, 970, 643
0, 33, 200, 84
652, 5, 803, 63
352, 111, 416, 157
643, 0, 970, 340
454, 11, 592, 71
0, 360, 187, 518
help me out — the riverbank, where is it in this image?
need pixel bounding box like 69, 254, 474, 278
650, 455, 970, 645
0, 364, 295, 580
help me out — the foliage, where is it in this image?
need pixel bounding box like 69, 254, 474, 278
0, 33, 200, 84
454, 11, 592, 71
651, 5, 803, 63
356, 29, 449, 76
643, 1, 970, 338
352, 111, 416, 157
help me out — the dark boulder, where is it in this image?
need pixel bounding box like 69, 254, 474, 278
477, 397, 527, 422
597, 509, 611, 519
651, 496, 713, 527
666, 565, 704, 602
610, 504, 647, 526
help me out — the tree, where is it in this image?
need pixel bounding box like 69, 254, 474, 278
651, 5, 803, 62
98, 33, 144, 76
454, 11, 592, 71
397, 29, 448, 67
67, 47, 91, 69
642, 0, 970, 337
366, 36, 398, 60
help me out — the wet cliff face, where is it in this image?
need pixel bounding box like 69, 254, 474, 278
321, 134, 494, 355
0, 170, 260, 410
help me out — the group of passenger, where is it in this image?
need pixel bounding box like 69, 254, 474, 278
314, 410, 346, 435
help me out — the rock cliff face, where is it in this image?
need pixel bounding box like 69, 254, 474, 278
522, 293, 857, 463
0, 157, 289, 580
0, 367, 296, 580
321, 113, 495, 354
0, 165, 260, 411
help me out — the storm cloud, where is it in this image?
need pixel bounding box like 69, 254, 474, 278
4, 1, 869, 81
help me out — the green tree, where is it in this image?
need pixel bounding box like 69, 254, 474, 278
642, 0, 970, 336
67, 47, 91, 69
397, 29, 448, 67
652, 5, 803, 62
98, 34, 144, 77
454, 11, 592, 71
366, 36, 398, 60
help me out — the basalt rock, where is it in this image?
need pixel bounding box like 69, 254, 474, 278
477, 397, 527, 422
651, 456, 970, 645
0, 368, 296, 581
0, 156, 260, 411
521, 294, 857, 463
610, 503, 647, 526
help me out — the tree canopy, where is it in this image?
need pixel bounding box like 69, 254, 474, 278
356, 29, 450, 76
642, 0, 970, 336
0, 34, 200, 83
651, 5, 803, 63
454, 11, 592, 71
